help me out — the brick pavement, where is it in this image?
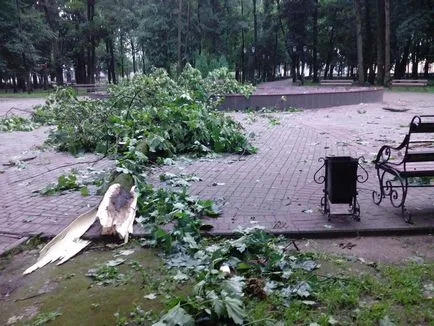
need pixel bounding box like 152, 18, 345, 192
150, 91, 434, 235
0, 98, 114, 254
1, 92, 434, 255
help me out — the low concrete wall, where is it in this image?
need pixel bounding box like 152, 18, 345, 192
218, 87, 384, 110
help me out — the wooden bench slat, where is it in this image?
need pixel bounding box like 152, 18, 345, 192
405, 152, 434, 162
409, 122, 434, 133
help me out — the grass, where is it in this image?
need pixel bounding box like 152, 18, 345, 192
1, 244, 432, 325
0, 89, 53, 98
244, 253, 433, 325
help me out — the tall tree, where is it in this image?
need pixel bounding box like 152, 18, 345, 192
384, 0, 390, 86
354, 0, 364, 84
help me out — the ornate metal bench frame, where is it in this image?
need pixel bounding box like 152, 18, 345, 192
372, 115, 434, 223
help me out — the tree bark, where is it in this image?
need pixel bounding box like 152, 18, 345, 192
376, 0, 385, 85
131, 38, 136, 74
105, 39, 112, 83
312, 0, 319, 82
365, 0, 375, 84
177, 0, 183, 74
384, 0, 390, 86
120, 33, 125, 78
87, 0, 95, 84
354, 0, 365, 84
142, 44, 146, 74
252, 0, 258, 81
109, 38, 116, 83
241, 0, 245, 82
411, 43, 418, 79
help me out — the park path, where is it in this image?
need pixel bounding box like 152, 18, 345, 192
149, 91, 434, 235
1, 91, 434, 254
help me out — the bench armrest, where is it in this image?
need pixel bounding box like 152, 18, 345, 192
374, 135, 409, 166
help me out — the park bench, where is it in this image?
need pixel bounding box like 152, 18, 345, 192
372, 115, 434, 222
320, 79, 353, 86
391, 79, 428, 87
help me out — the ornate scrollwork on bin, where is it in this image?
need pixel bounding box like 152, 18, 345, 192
313, 157, 326, 184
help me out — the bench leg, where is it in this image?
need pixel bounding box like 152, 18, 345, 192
351, 196, 360, 221
401, 206, 412, 224
372, 169, 387, 205
320, 192, 331, 221
373, 169, 412, 223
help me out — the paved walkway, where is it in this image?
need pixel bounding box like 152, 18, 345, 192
150, 91, 434, 235
1, 91, 434, 254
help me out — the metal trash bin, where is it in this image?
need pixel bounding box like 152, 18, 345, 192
314, 156, 368, 220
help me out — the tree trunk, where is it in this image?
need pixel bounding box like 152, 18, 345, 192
252, 0, 258, 81
376, 0, 385, 84
56, 65, 63, 85
241, 0, 245, 82
354, 0, 365, 84
177, 0, 183, 74
142, 44, 146, 74
120, 33, 125, 78
312, 0, 319, 82
186, 0, 190, 62
105, 39, 112, 83
197, 0, 202, 54
365, 0, 374, 84
131, 38, 136, 74
87, 0, 95, 84
109, 38, 116, 83
395, 42, 410, 79
384, 0, 391, 86
411, 43, 418, 79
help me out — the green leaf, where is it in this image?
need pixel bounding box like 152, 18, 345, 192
80, 186, 89, 196
152, 303, 194, 326
223, 295, 245, 325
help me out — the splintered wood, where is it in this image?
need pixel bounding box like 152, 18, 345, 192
23, 183, 138, 275
23, 208, 97, 275
97, 184, 137, 243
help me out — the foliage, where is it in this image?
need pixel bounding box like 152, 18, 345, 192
204, 67, 255, 98
86, 264, 127, 286
40, 169, 106, 196
40, 172, 82, 195
25, 311, 62, 326
37, 67, 255, 159
0, 115, 36, 132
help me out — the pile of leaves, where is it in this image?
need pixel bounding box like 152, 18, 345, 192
161, 227, 317, 325
130, 171, 317, 325
0, 115, 37, 132
36, 66, 256, 159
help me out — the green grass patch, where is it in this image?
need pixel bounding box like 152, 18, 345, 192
389, 85, 434, 93
0, 90, 53, 98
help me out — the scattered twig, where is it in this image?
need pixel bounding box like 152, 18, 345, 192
14, 292, 47, 302
3, 155, 37, 166
11, 156, 107, 184
2, 107, 33, 117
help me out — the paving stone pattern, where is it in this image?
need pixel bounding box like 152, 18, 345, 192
150, 92, 434, 235
1, 92, 434, 254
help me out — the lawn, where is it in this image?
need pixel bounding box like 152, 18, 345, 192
1, 238, 432, 326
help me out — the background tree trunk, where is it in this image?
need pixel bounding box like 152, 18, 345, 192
177, 0, 183, 74
384, 0, 390, 86
354, 0, 365, 84
312, 0, 318, 83
131, 38, 136, 74
376, 0, 385, 85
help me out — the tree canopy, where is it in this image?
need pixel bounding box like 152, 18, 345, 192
0, 0, 432, 91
